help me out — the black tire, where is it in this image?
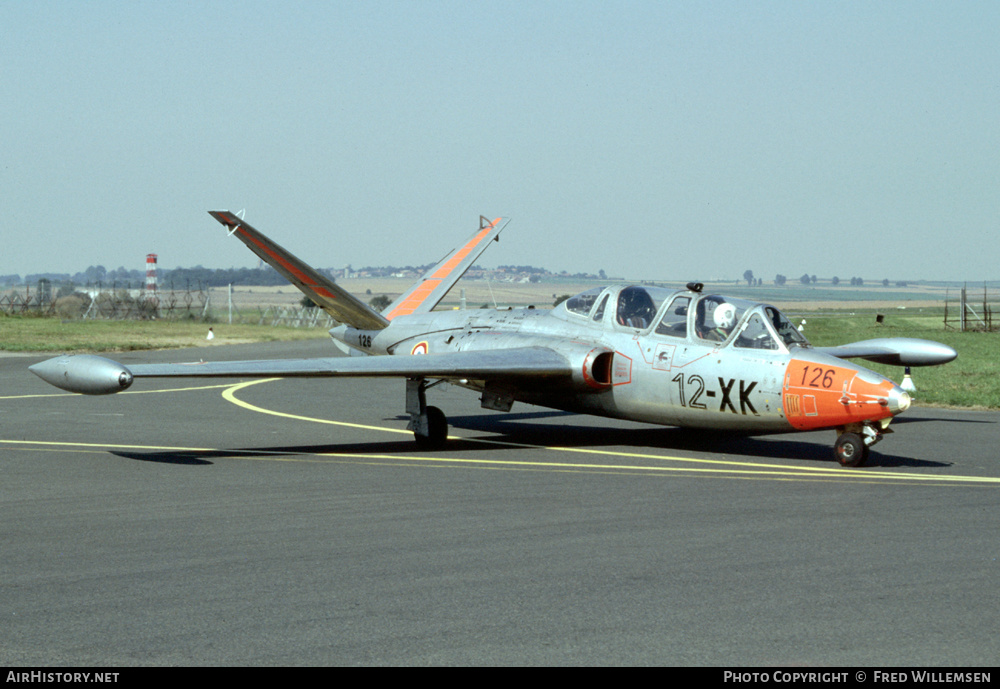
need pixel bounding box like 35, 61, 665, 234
834, 432, 869, 467
414, 405, 448, 450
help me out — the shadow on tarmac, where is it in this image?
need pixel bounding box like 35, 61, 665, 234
111, 409, 951, 469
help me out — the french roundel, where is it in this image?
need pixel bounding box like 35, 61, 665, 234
411, 341, 429, 355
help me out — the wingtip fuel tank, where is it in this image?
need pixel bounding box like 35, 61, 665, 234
29, 355, 134, 395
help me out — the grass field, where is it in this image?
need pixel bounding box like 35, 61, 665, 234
793, 312, 998, 409
0, 317, 326, 353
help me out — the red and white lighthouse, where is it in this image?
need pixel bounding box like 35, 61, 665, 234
145, 254, 158, 303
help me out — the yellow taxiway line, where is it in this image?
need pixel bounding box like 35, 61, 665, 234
6, 378, 999, 486
219, 379, 1000, 486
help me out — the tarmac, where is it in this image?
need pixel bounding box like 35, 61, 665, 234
2, 340, 998, 665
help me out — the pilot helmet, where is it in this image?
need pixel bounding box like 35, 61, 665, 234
713, 303, 737, 329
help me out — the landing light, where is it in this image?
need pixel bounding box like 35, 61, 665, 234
898, 390, 912, 412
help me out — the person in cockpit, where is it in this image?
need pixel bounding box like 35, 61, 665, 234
698, 302, 737, 342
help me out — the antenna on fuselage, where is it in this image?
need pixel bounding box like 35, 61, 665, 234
486, 278, 499, 309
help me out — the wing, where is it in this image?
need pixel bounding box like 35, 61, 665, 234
383, 216, 508, 320
29, 348, 573, 395
208, 210, 390, 331
813, 338, 957, 367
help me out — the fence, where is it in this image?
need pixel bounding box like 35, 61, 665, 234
255, 305, 336, 328
1, 283, 333, 329
944, 284, 997, 332
0, 290, 54, 316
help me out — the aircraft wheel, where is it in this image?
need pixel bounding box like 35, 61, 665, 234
414, 405, 448, 449
834, 432, 869, 467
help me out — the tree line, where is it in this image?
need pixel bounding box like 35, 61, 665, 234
2, 264, 299, 291
743, 270, 908, 288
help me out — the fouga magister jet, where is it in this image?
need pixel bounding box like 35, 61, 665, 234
30, 212, 957, 467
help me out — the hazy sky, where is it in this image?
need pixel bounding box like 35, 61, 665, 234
2, 1, 997, 282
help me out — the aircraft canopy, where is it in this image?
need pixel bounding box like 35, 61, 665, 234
560, 285, 810, 352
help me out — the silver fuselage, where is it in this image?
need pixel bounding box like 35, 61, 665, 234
331, 285, 907, 434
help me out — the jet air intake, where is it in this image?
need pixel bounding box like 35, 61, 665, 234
571, 347, 614, 390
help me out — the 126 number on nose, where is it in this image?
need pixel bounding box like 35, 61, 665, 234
801, 367, 835, 389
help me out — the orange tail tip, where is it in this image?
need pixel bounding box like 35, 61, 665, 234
383, 215, 508, 320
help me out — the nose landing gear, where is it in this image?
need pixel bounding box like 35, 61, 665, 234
835, 432, 868, 467
834, 423, 888, 467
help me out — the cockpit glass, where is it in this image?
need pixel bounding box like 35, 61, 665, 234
564, 287, 604, 316
765, 306, 810, 347
734, 313, 780, 350
694, 295, 753, 343
733, 306, 811, 350
592, 294, 609, 322
655, 296, 690, 338
615, 286, 672, 330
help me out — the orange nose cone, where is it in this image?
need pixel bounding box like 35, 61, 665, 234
784, 359, 908, 431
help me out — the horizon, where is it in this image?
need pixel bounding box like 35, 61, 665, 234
3, 261, 996, 291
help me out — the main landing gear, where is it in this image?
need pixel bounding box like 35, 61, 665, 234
406, 378, 448, 449
834, 423, 888, 467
